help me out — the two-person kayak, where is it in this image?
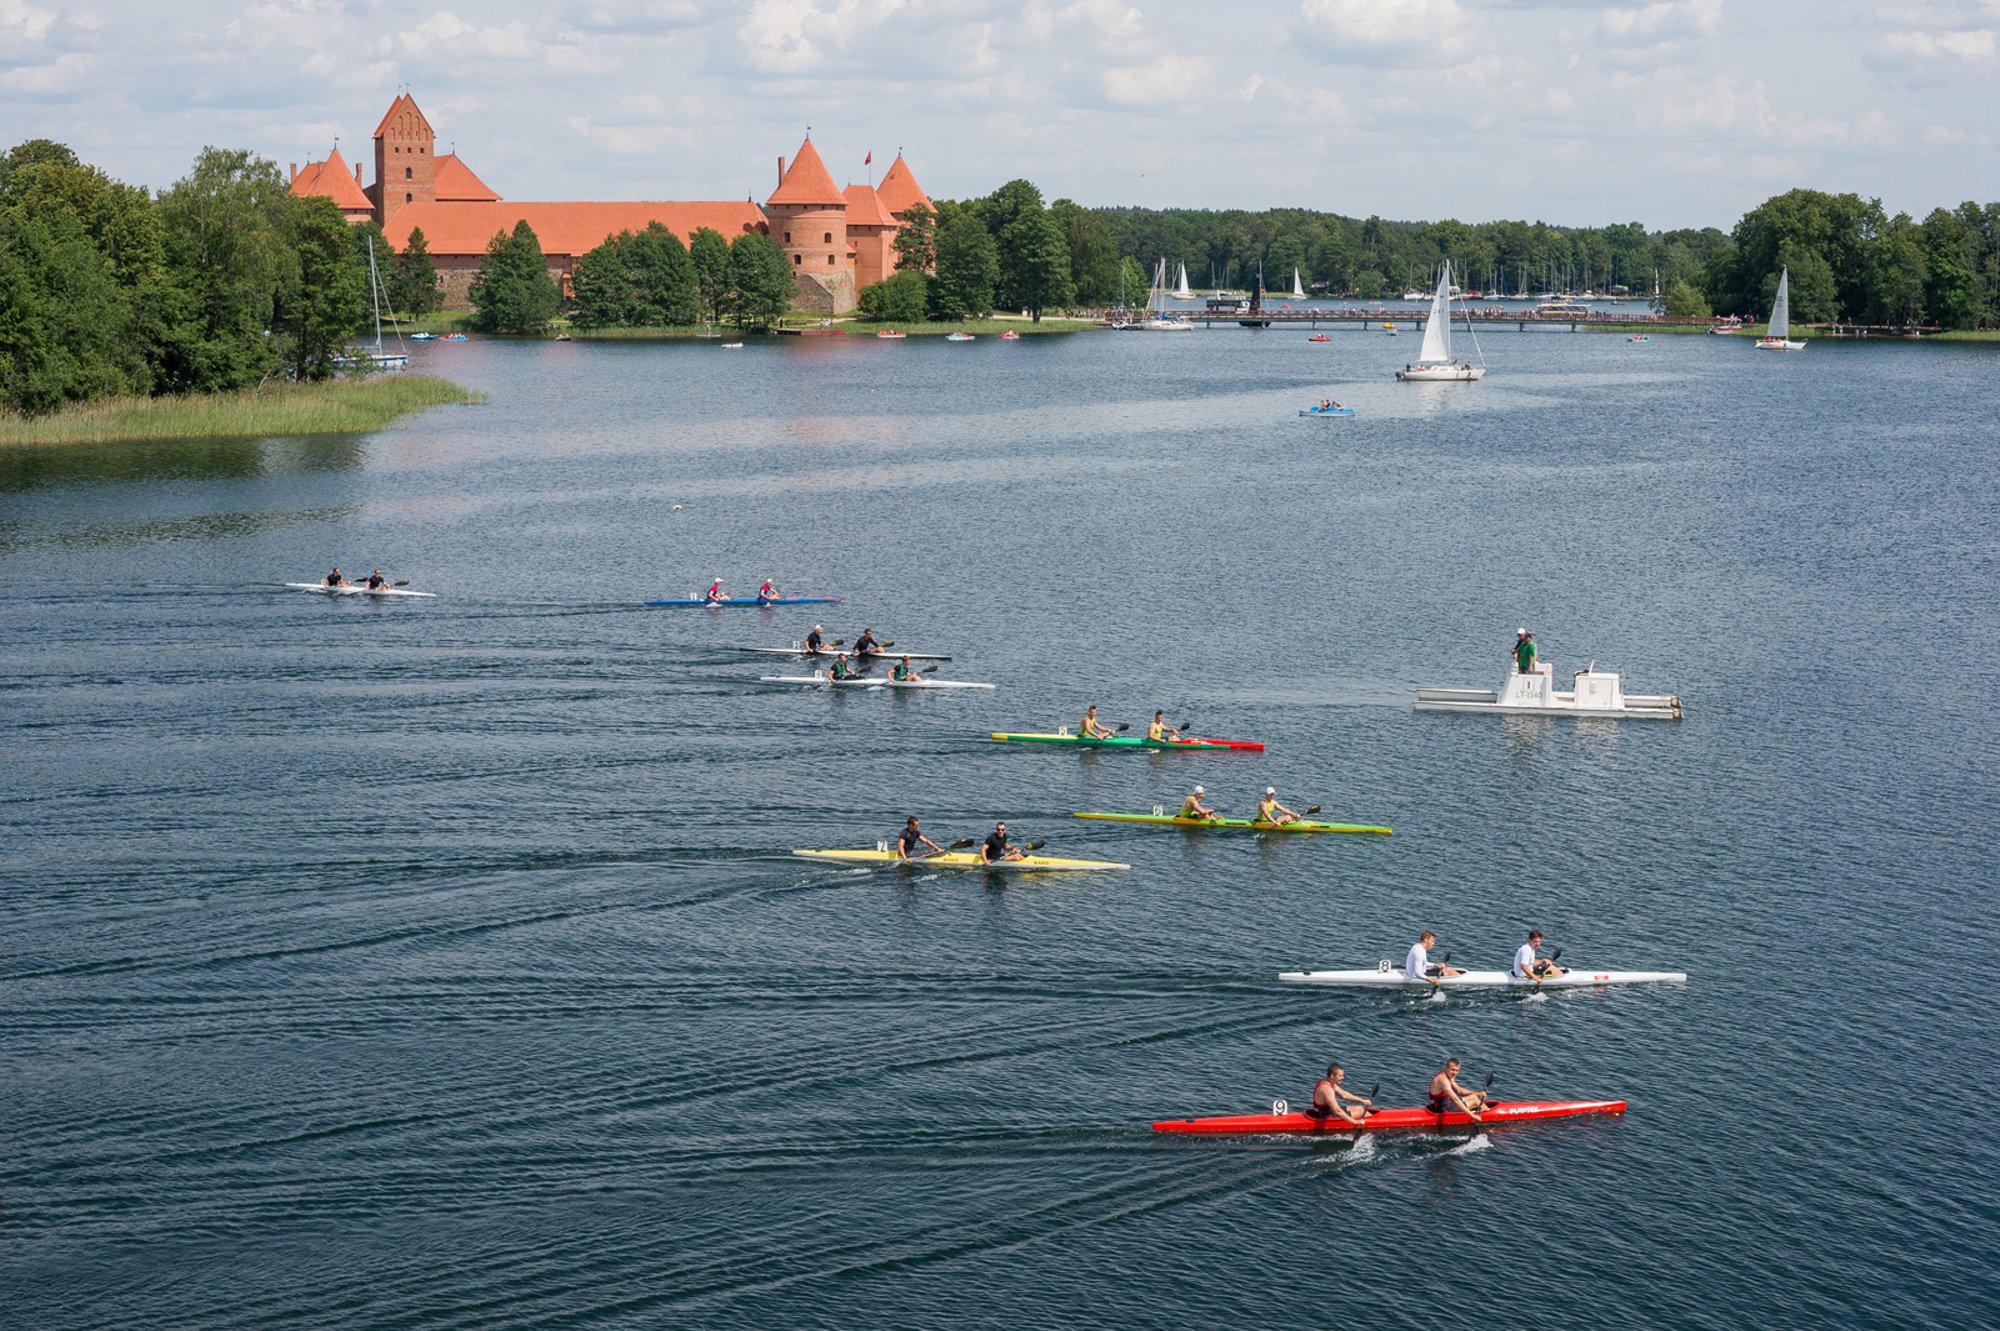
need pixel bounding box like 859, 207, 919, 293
648, 596, 841, 607
1152, 1098, 1626, 1135
1075, 812, 1391, 835
285, 582, 437, 599
991, 732, 1264, 751
760, 674, 994, 690
736, 646, 952, 662
1277, 965, 1686, 987
792, 849, 1128, 872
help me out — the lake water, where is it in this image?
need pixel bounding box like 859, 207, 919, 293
3, 325, 1996, 1329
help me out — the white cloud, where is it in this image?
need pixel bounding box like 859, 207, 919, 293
0, 0, 55, 44
1102, 53, 1215, 107
1294, 0, 1474, 64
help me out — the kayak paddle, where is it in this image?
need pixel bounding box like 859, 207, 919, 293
947, 839, 976, 850
1025, 839, 1047, 851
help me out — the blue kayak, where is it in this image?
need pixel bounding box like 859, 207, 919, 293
1299, 407, 1356, 417
645, 596, 842, 607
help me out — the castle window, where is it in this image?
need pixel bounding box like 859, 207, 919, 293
405, 166, 412, 179
405, 192, 412, 202
824, 232, 832, 244
827, 255, 835, 265
793, 254, 801, 265
783, 232, 791, 243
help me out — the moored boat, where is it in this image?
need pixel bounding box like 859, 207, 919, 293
1415, 663, 1681, 720
1075, 812, 1390, 835
946, 332, 975, 341
1153, 1098, 1627, 1135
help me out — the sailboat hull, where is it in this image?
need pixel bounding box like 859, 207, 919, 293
1395, 364, 1484, 381
1755, 339, 1806, 351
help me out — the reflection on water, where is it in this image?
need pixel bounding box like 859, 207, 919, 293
0, 433, 368, 493
0, 504, 358, 554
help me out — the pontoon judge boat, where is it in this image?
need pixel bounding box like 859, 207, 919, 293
1415, 663, 1681, 720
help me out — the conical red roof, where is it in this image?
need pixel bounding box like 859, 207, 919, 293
768, 138, 845, 208
290, 147, 371, 212
434, 153, 499, 202
875, 154, 931, 217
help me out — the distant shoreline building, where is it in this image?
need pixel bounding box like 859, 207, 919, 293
289, 95, 929, 313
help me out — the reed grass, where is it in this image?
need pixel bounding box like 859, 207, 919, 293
0, 375, 481, 446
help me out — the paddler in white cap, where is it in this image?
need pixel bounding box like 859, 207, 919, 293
1513, 628, 1537, 674
1178, 785, 1219, 821
1255, 787, 1301, 826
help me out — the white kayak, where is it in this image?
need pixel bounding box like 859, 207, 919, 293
735, 647, 953, 662
1277, 964, 1688, 988
285, 582, 437, 599
757, 673, 995, 690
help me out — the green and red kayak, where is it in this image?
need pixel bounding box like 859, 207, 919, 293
1074, 812, 1391, 835
991, 731, 1265, 752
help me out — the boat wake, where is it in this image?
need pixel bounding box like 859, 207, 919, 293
1445, 1133, 1493, 1156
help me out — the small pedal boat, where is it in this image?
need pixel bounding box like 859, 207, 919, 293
1415, 663, 1681, 720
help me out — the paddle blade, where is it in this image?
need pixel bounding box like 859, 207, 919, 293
393, 580, 410, 587
948, 838, 975, 850
1025, 839, 1047, 851
1115, 723, 1131, 732
922, 665, 939, 674
1549, 948, 1563, 963
1304, 804, 1322, 815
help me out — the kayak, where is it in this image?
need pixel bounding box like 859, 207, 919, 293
1277, 965, 1686, 988
1153, 1098, 1627, 1135
1298, 407, 1355, 417
285, 582, 437, 599
759, 674, 995, 690
736, 647, 953, 662
990, 732, 1264, 752
646, 596, 841, 606
1075, 812, 1391, 835
793, 849, 1129, 872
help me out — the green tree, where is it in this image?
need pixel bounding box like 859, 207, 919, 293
929, 213, 998, 320
628, 222, 698, 325
391, 225, 441, 316
997, 208, 1074, 319
1870, 214, 1927, 325
1663, 279, 1710, 318
689, 226, 732, 324
0, 207, 145, 412
468, 219, 559, 334
858, 268, 929, 322
727, 230, 792, 329
570, 231, 636, 328
153, 147, 295, 391
1113, 256, 1149, 311
271, 193, 369, 379
1052, 198, 1119, 305
1769, 246, 1838, 324
893, 202, 936, 272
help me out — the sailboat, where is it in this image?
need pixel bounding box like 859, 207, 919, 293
1172, 263, 1193, 300
339, 237, 409, 370
1756, 267, 1806, 350
1291, 267, 1306, 299
1394, 261, 1485, 382
1139, 258, 1193, 331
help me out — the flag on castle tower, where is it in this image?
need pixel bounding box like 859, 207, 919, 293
864, 151, 872, 166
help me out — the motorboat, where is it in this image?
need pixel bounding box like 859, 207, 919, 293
1415, 663, 1681, 720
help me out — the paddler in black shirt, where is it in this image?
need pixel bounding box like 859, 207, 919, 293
980, 821, 1025, 864
803, 625, 826, 655
365, 568, 390, 590
852, 627, 880, 657
896, 816, 943, 861
323, 567, 346, 587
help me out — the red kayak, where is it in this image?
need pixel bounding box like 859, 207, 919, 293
1152, 1098, 1626, 1135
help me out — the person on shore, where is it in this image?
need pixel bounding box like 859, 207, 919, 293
323, 567, 346, 588
1147, 711, 1182, 743
1512, 930, 1567, 980
365, 568, 390, 590
1254, 787, 1300, 826
896, 816, 943, 861
1310, 1063, 1374, 1126
1405, 931, 1463, 985
1513, 629, 1537, 674
980, 821, 1025, 864
1428, 1058, 1487, 1121
1080, 705, 1117, 739
1178, 785, 1218, 820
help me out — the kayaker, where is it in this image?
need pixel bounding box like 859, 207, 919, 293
853, 628, 880, 657
1427, 1058, 1487, 1121
1178, 785, 1218, 820
705, 579, 726, 603
1147, 711, 1182, 743
827, 652, 860, 681
1254, 787, 1300, 826
980, 821, 1025, 864
890, 655, 920, 682
1514, 629, 1537, 674
1405, 930, 1464, 984
756, 579, 778, 603
365, 568, 390, 590
804, 625, 826, 655
1080, 705, 1117, 739
323, 567, 346, 587
1310, 1063, 1374, 1126
896, 816, 943, 861
1512, 930, 1567, 980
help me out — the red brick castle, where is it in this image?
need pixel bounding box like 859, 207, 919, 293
290, 95, 930, 313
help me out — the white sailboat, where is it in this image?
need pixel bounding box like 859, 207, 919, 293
1172, 263, 1193, 300
1394, 261, 1484, 381
1291, 267, 1306, 299
1139, 258, 1192, 331
1756, 267, 1806, 350
339, 237, 409, 370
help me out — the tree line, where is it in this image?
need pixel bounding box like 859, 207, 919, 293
552, 222, 794, 332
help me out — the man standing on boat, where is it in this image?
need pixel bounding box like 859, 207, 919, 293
1514, 629, 1538, 674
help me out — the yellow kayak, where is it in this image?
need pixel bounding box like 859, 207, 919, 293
791, 849, 1130, 872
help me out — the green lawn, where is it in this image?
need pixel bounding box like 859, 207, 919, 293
0, 375, 481, 446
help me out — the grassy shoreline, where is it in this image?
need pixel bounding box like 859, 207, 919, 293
0, 375, 481, 446
562, 314, 1097, 340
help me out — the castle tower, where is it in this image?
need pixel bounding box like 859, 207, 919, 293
767, 136, 853, 313
874, 152, 932, 224
371, 93, 437, 230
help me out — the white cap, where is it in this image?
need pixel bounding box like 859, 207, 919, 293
1517, 627, 1529, 635
1193, 785, 1205, 795
813, 624, 823, 630
1265, 786, 1276, 795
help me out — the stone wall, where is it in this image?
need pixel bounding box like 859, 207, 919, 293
791, 270, 857, 315
433, 259, 573, 311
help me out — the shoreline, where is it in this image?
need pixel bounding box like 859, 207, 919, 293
0, 375, 482, 447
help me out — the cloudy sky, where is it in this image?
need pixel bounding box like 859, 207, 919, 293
3, 0, 1995, 229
